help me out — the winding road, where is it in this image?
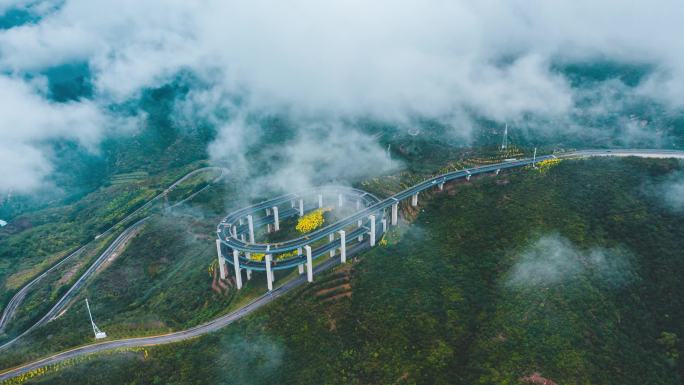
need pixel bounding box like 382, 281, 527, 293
1, 149, 683, 381
0, 167, 225, 351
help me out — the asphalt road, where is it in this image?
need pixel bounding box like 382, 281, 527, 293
0, 167, 226, 351
0, 242, 368, 381
1, 150, 683, 380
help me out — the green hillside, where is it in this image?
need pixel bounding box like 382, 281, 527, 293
18, 157, 682, 385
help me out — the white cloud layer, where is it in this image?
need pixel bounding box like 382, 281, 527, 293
0, 75, 105, 193
1, 0, 684, 193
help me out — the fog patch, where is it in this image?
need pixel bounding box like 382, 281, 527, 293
207, 116, 400, 199
506, 234, 631, 288
216, 333, 284, 384
651, 170, 684, 212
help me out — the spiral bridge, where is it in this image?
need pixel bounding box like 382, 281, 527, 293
216, 148, 684, 291
216, 152, 562, 290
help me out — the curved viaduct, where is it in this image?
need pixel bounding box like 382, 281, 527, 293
215, 149, 684, 291
1, 149, 683, 381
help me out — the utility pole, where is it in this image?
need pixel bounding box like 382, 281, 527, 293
85, 298, 107, 339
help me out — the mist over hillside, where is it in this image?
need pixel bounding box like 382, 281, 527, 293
1, 0, 684, 215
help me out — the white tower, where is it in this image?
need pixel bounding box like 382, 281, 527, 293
500, 123, 508, 151
85, 298, 107, 340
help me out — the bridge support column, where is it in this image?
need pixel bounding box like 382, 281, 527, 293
411, 193, 418, 207
438, 182, 444, 191
273, 206, 280, 231
267, 224, 272, 233
338, 193, 343, 207
369, 215, 376, 246
305, 245, 313, 282
265, 208, 271, 216
299, 199, 304, 216
329, 233, 335, 257
247, 269, 252, 280
231, 225, 237, 238
232, 249, 242, 290
339, 230, 346, 263
318, 194, 323, 208
357, 219, 363, 242
466, 172, 471, 181
247, 215, 255, 244
382, 218, 387, 233
298, 263, 304, 275
215, 240, 226, 280
297, 247, 302, 256
265, 254, 273, 291
391, 203, 398, 225
240, 234, 246, 242
496, 169, 500, 175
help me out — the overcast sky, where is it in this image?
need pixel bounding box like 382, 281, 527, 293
1, 0, 683, 194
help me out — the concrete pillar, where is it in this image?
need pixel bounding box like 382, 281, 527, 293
466, 172, 471, 181
298, 263, 304, 275
232, 249, 242, 290
438, 182, 444, 190
305, 245, 313, 282
265, 208, 271, 216
246, 252, 251, 260
391, 203, 398, 225
231, 225, 237, 238
496, 168, 500, 175
240, 233, 246, 242
382, 218, 387, 233
299, 199, 304, 216
369, 215, 376, 246
329, 233, 335, 257
215, 240, 226, 279
246, 269, 252, 280
411, 193, 418, 207
267, 224, 272, 233
273, 206, 280, 231
297, 247, 302, 256
291, 200, 296, 208
247, 215, 255, 244
318, 194, 323, 208
265, 254, 273, 291
357, 219, 363, 242
238, 218, 243, 225
339, 230, 346, 263
338, 193, 343, 207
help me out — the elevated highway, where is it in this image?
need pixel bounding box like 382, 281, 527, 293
1, 149, 683, 381
215, 149, 684, 292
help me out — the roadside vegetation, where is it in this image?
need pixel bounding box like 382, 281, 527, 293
13, 157, 682, 385
296, 208, 327, 233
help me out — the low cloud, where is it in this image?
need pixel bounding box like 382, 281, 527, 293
2, 0, 684, 194
206, 116, 398, 198
652, 170, 684, 212
506, 234, 631, 288
217, 333, 283, 383
0, 75, 107, 193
